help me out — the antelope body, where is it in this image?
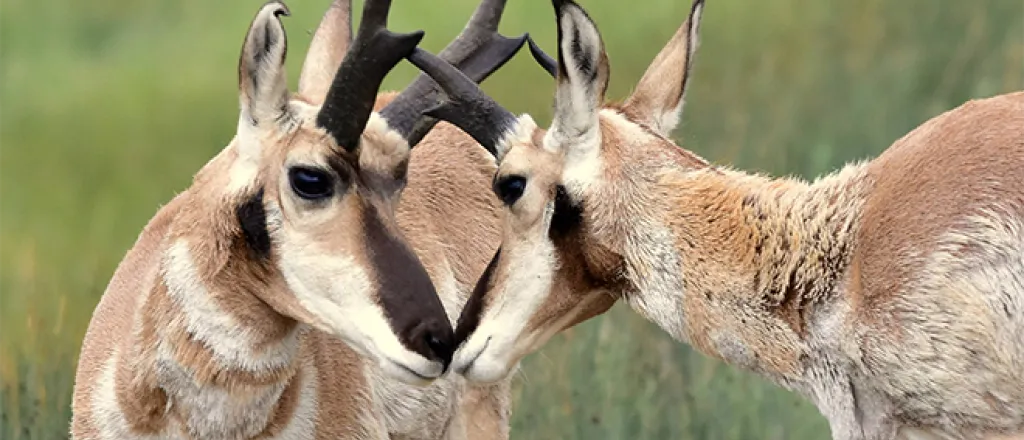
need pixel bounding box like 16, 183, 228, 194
408, 0, 1024, 438
70, 0, 518, 438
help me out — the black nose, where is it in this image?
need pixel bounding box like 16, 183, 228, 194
359, 204, 457, 371
408, 318, 456, 370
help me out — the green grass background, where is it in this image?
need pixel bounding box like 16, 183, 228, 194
1, 0, 1021, 438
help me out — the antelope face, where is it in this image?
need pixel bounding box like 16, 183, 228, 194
445, 121, 622, 383
409, 0, 706, 382
247, 109, 449, 385
226, 0, 528, 385
219, 0, 458, 385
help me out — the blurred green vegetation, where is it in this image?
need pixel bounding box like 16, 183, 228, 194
1, 0, 1021, 438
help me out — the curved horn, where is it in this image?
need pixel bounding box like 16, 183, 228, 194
406, 48, 519, 159
527, 36, 557, 78
378, 0, 527, 147
316, 0, 424, 152
298, 0, 353, 103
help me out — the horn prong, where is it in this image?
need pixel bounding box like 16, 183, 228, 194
316, 0, 424, 151
378, 0, 527, 147
527, 35, 558, 78
406, 48, 519, 158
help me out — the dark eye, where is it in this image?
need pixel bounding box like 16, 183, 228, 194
493, 175, 527, 206
288, 167, 334, 200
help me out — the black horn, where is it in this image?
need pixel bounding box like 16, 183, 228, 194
406, 47, 520, 159
378, 0, 527, 147
316, 0, 424, 152
527, 35, 558, 78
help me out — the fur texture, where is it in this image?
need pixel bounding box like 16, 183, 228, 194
443, 1, 1024, 439
71, 1, 512, 439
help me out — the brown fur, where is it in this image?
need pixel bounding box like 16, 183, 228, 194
71, 1, 512, 439
72, 104, 510, 440
298, 0, 352, 103
857, 92, 1024, 316
445, 1, 1024, 438
72, 192, 184, 440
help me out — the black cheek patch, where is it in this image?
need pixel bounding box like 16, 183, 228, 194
455, 248, 501, 345
549, 185, 583, 239
236, 188, 272, 259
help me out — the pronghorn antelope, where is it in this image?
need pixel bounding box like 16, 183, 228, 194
408, 0, 1024, 438
71, 0, 525, 438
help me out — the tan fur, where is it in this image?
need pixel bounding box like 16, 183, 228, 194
620, 1, 700, 136
71, 2, 512, 439
71, 91, 510, 440
447, 1, 1024, 438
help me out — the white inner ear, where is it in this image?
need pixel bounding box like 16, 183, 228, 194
549, 6, 604, 154
688, 3, 704, 46
557, 7, 603, 106
657, 3, 702, 136
240, 4, 291, 128
235, 115, 264, 159
655, 105, 684, 138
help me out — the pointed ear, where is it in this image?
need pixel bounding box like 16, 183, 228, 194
548, 0, 609, 150
238, 1, 292, 126
622, 0, 704, 137
298, 0, 352, 104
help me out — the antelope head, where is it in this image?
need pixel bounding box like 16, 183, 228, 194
215, 0, 525, 385
407, 0, 706, 382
